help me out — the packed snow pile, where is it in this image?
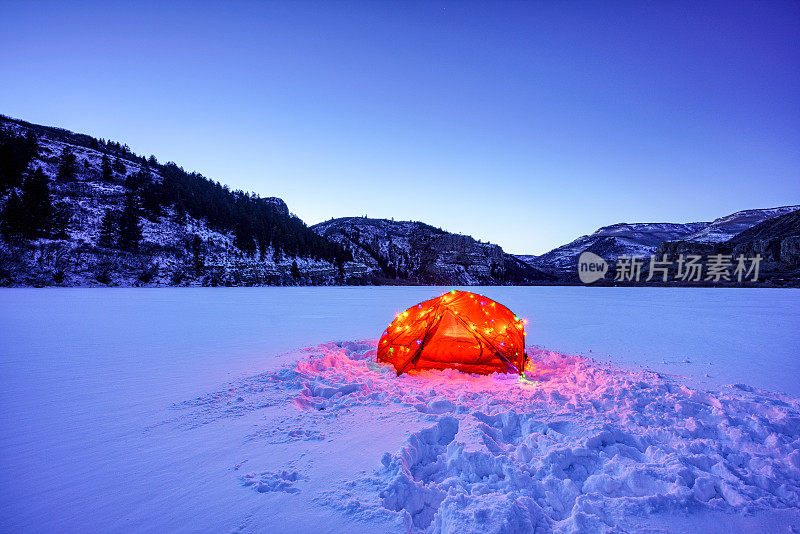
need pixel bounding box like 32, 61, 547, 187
183, 341, 800, 533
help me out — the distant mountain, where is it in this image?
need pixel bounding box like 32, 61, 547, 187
522, 206, 800, 282
312, 217, 554, 285
728, 208, 800, 244
682, 206, 800, 243
521, 222, 708, 276
654, 207, 800, 285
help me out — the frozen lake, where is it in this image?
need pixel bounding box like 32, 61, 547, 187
1, 287, 798, 532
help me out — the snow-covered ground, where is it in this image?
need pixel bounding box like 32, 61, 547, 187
0, 287, 798, 533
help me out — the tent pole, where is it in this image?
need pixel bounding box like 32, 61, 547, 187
395, 303, 445, 375
448, 312, 521, 374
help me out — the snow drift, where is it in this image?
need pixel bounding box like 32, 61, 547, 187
188, 340, 800, 533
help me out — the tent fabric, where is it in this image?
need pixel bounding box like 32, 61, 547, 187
377, 290, 527, 375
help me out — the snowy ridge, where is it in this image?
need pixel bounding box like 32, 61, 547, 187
728, 208, 800, 245
524, 222, 708, 274
523, 208, 800, 278
312, 217, 551, 285
178, 341, 800, 533
683, 206, 800, 244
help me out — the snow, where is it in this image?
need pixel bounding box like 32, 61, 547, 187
1, 287, 798, 533
291, 342, 800, 532
1, 126, 372, 287
528, 223, 709, 273
683, 206, 800, 244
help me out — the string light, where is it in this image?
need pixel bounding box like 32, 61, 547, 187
377, 290, 528, 375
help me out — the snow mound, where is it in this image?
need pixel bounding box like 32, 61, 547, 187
272, 341, 800, 533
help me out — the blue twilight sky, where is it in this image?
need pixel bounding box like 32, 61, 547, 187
1, 1, 798, 254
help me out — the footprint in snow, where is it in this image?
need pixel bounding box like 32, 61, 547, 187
240, 469, 308, 494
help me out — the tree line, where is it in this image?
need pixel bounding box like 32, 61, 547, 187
0, 125, 352, 268
0, 128, 70, 239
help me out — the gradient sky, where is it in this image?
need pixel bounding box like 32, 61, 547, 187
1, 1, 798, 254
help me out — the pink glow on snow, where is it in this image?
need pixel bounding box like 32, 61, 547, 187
291, 340, 644, 416
204, 340, 800, 532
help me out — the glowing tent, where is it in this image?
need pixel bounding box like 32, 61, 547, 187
377, 290, 527, 375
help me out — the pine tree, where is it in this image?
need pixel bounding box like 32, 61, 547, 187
51, 202, 73, 240
140, 182, 162, 222
126, 166, 150, 192
21, 168, 53, 237
173, 202, 187, 226
56, 147, 77, 181
112, 157, 126, 176
0, 168, 54, 240
98, 209, 118, 248
0, 190, 27, 239
100, 154, 113, 182
291, 260, 301, 280
234, 220, 255, 254
119, 194, 142, 251
0, 128, 38, 191
190, 234, 204, 274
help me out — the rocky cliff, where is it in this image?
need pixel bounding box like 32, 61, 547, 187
312, 217, 553, 285
652, 208, 800, 285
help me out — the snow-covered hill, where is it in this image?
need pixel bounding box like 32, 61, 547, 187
521, 222, 708, 275
312, 217, 553, 285
654, 207, 800, 285
0, 116, 371, 286
728, 208, 800, 245
523, 207, 800, 279
683, 206, 800, 244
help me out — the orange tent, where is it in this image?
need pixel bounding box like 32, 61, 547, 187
377, 290, 527, 375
